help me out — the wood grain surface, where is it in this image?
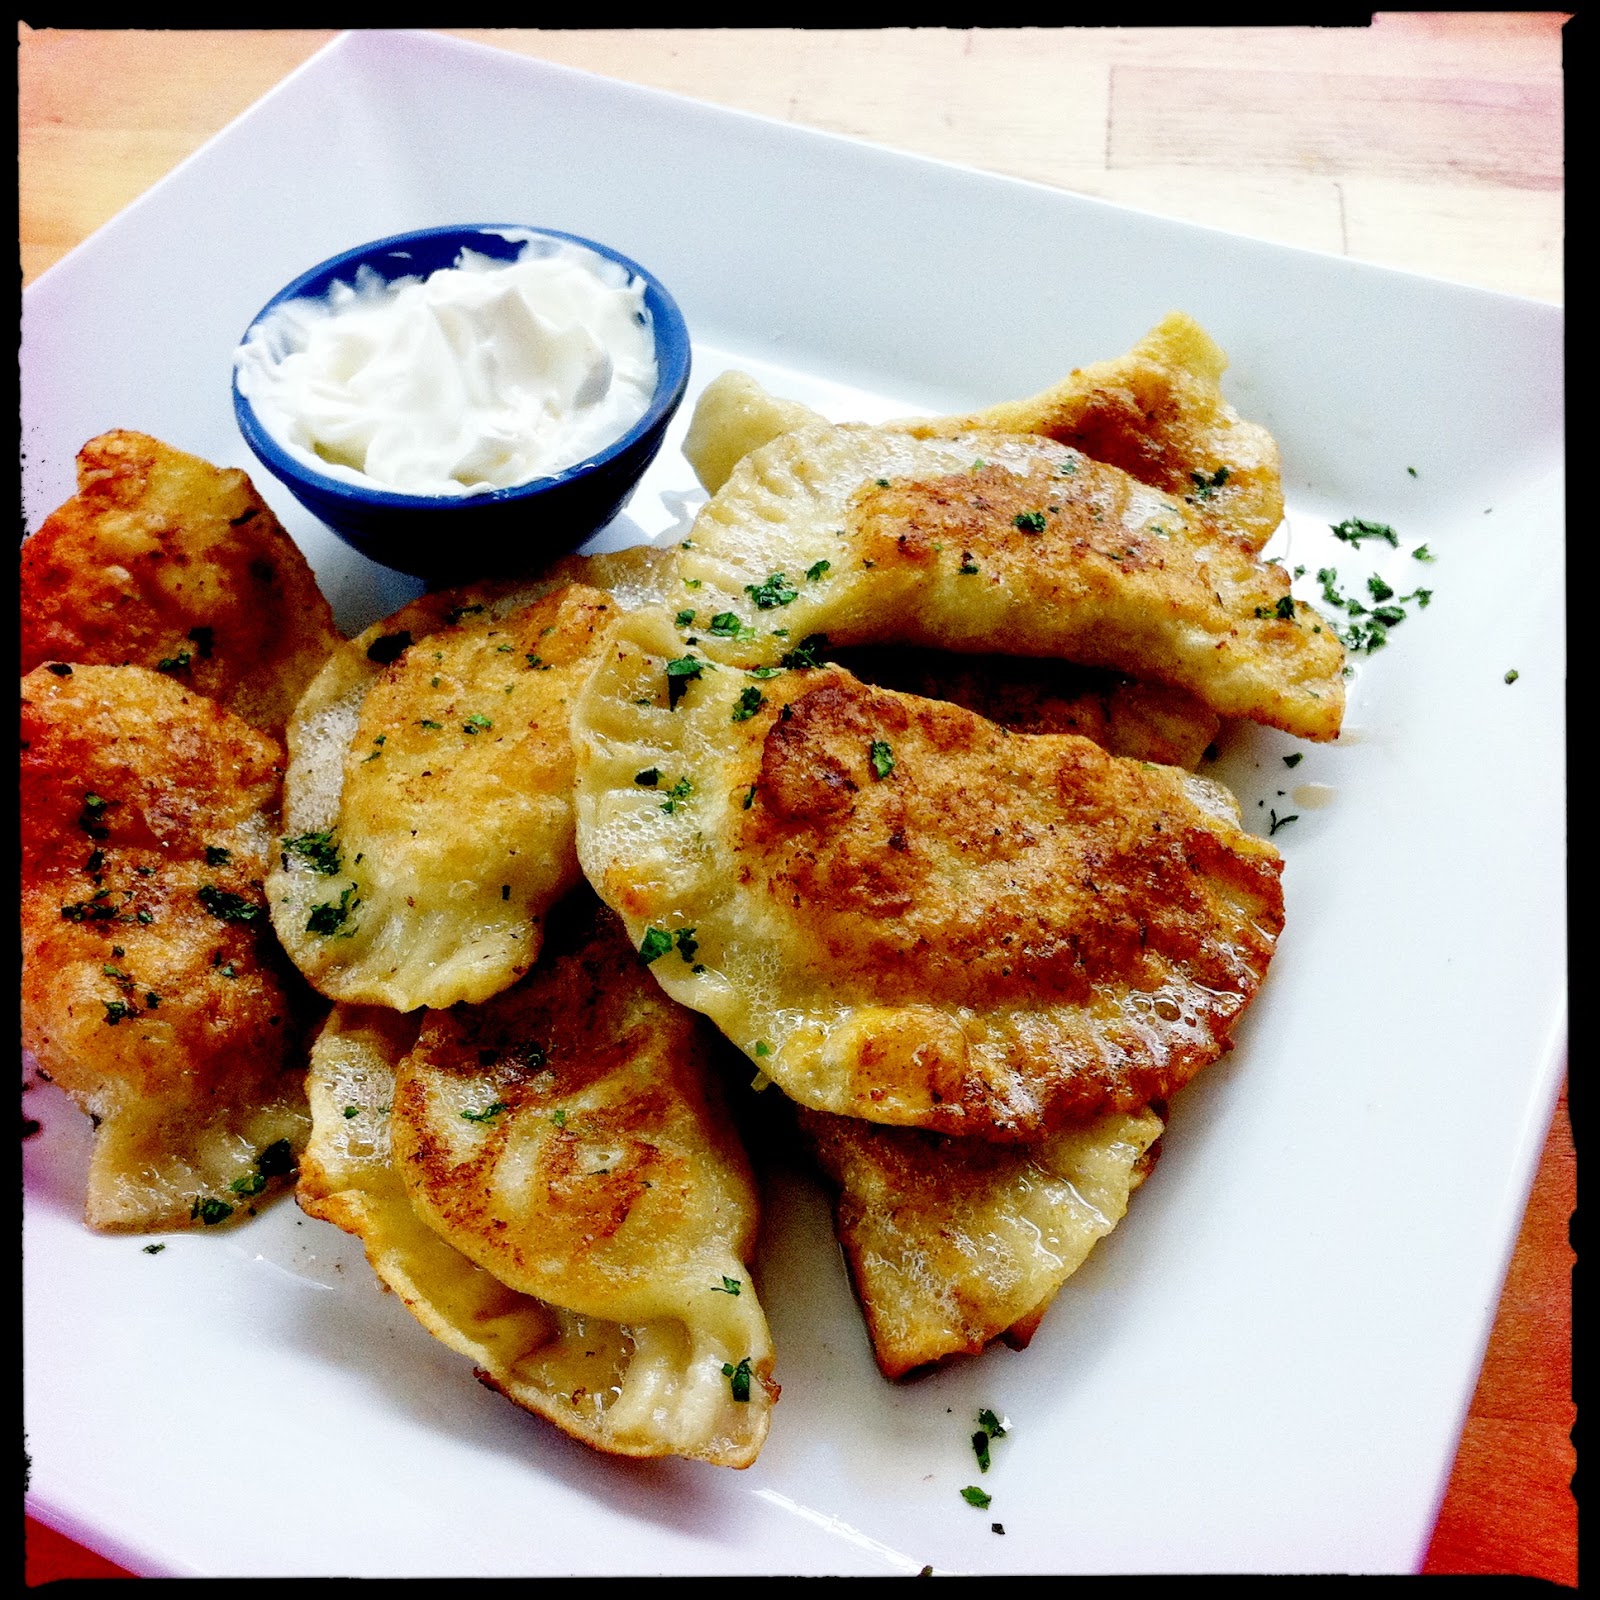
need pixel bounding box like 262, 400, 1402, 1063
19, 21, 1571, 1585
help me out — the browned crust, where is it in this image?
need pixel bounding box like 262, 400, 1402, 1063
20, 431, 341, 736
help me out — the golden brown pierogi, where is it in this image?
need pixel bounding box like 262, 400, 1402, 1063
801, 1104, 1164, 1378
269, 559, 673, 1012
20, 663, 311, 1231
684, 315, 1283, 554
895, 311, 1285, 552
20, 431, 341, 736
573, 608, 1285, 1141
298, 896, 776, 1467
673, 425, 1343, 741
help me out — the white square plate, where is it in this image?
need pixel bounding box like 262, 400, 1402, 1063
22, 29, 1565, 1578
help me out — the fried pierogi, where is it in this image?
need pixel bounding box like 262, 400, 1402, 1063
801, 1104, 1163, 1378
894, 312, 1284, 552
270, 577, 634, 1011
21, 664, 311, 1231
573, 609, 1285, 1141
834, 647, 1219, 769
682, 316, 1281, 549
673, 426, 1344, 741
20, 431, 341, 736
298, 898, 775, 1467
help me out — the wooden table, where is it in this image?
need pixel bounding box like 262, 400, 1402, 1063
19, 21, 1572, 1584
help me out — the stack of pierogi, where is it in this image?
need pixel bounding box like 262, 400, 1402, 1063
20, 315, 1346, 1468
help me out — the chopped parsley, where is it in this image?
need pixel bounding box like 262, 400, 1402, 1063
418, 719, 443, 730
142, 1243, 165, 1255
1013, 510, 1048, 534
743, 783, 758, 810
721, 1357, 753, 1402
343, 1105, 360, 1118
156, 648, 193, 673
460, 1102, 510, 1124
665, 655, 705, 709
675, 927, 699, 963
745, 572, 799, 609
1330, 516, 1399, 548
634, 768, 661, 788
524, 653, 550, 671
869, 740, 895, 780
257, 1140, 294, 1177
204, 845, 232, 866
709, 611, 758, 642
960, 1487, 993, 1510
198, 884, 260, 924
754, 1041, 771, 1057
443, 602, 486, 626
283, 830, 341, 875
874, 477, 891, 487
1268, 808, 1298, 837
1505, 669, 1520, 684
958, 556, 980, 574
732, 686, 766, 722
79, 793, 111, 839
711, 1276, 743, 1296
1189, 466, 1231, 499
1413, 544, 1436, 562
463, 713, 493, 734
306, 886, 359, 936
365, 630, 413, 664
639, 927, 674, 963
1283, 753, 1303, 769
779, 634, 829, 670
675, 609, 697, 628
550, 1108, 568, 1129
659, 777, 693, 814
1254, 595, 1297, 621
972, 1408, 1007, 1471
103, 999, 138, 1026
230, 1171, 268, 1197
190, 1196, 234, 1226
806, 559, 831, 581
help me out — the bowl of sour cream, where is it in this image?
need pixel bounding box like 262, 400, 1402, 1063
232, 224, 691, 579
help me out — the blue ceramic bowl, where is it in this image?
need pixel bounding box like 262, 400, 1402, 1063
232, 224, 691, 581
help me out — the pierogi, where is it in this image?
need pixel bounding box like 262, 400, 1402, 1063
894, 311, 1285, 552
672, 425, 1344, 741
572, 608, 1285, 1141
20, 431, 341, 737
800, 1104, 1164, 1378
269, 550, 673, 1012
21, 663, 312, 1231
298, 895, 775, 1467
684, 314, 1283, 554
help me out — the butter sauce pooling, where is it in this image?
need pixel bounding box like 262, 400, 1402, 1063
236, 237, 658, 496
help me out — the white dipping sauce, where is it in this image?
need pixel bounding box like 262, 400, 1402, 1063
235, 236, 658, 497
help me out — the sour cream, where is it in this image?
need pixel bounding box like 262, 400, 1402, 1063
234, 237, 659, 497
